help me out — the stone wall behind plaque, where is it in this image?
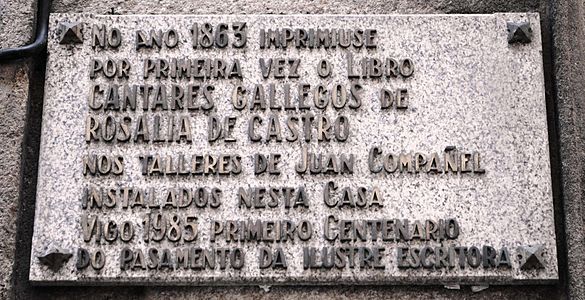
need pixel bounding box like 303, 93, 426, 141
4, 0, 585, 299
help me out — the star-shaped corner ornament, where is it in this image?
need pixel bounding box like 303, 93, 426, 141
58, 21, 84, 45
37, 248, 73, 271
507, 21, 532, 44
518, 244, 545, 270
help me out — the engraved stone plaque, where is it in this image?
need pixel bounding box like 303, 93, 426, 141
31, 13, 557, 284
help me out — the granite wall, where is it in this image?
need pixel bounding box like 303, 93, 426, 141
1, 0, 583, 299
0, 0, 36, 298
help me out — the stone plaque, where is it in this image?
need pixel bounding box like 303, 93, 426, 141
31, 13, 557, 285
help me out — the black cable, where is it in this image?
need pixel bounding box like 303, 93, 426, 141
0, 0, 50, 62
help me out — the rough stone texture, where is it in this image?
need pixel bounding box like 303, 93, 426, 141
52, 0, 542, 15
550, 0, 585, 299
31, 13, 557, 285
0, 0, 35, 298
0, 64, 30, 300
33, 285, 562, 299
7, 0, 585, 299
0, 0, 35, 49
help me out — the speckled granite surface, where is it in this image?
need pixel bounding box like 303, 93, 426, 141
30, 13, 557, 285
